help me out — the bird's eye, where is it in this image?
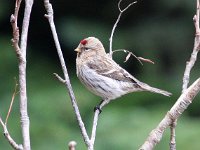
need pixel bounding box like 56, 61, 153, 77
84, 47, 90, 51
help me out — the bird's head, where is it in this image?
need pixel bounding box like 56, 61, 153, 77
75, 37, 106, 58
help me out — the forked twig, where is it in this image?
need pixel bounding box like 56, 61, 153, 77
0, 116, 23, 150
109, 0, 137, 57
169, 1, 200, 149
112, 49, 155, 65
140, 1, 200, 149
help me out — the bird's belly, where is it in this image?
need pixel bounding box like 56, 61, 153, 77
78, 66, 130, 100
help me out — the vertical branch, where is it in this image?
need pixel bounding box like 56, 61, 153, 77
169, 1, 200, 149
109, 0, 137, 58
43, 0, 91, 149
169, 120, 177, 150
90, 101, 108, 147
11, 0, 33, 149
182, 0, 200, 92
140, 1, 200, 149
18, 0, 34, 149
68, 141, 77, 150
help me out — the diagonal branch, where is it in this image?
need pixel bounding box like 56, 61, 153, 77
43, 0, 92, 149
140, 1, 200, 149
109, 0, 137, 58
0, 116, 23, 150
5, 79, 18, 125
170, 1, 200, 149
139, 78, 200, 150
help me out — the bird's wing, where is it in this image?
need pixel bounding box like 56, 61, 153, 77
87, 57, 140, 84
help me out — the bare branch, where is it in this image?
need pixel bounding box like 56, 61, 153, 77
10, 0, 33, 149
53, 73, 66, 83
44, 0, 92, 149
68, 141, 77, 150
10, 0, 22, 60
182, 0, 200, 92
0, 116, 23, 150
169, 120, 177, 150
112, 49, 143, 65
137, 57, 155, 64
5, 79, 18, 125
112, 49, 154, 65
139, 78, 200, 150
109, 0, 137, 57
15, 0, 34, 149
0, 116, 4, 127
90, 101, 109, 147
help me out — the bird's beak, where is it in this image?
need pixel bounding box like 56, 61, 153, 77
74, 48, 81, 53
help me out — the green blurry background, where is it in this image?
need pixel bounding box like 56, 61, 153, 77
0, 0, 200, 149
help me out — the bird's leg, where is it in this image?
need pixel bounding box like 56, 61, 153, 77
94, 100, 104, 113
94, 100, 110, 113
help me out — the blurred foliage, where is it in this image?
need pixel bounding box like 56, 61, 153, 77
0, 0, 200, 149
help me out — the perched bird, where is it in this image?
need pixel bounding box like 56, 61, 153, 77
75, 37, 171, 109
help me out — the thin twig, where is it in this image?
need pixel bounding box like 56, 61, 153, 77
112, 49, 155, 65
0, 116, 23, 150
90, 101, 109, 147
53, 73, 66, 83
68, 141, 77, 150
44, 0, 92, 149
5, 79, 18, 125
109, 0, 137, 57
112, 49, 143, 65
182, 0, 200, 92
10, 0, 22, 60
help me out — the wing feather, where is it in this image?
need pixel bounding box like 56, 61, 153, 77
87, 56, 138, 84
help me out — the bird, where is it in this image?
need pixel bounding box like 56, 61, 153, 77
75, 37, 171, 110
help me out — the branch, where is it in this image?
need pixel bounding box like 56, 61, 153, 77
182, 0, 200, 92
43, 0, 92, 149
68, 141, 77, 150
90, 101, 109, 146
10, 0, 22, 59
109, 0, 137, 58
5, 79, 18, 125
10, 0, 33, 149
0, 116, 23, 150
169, 1, 200, 149
139, 78, 200, 150
111, 49, 155, 65
17, 0, 34, 149
139, 1, 200, 150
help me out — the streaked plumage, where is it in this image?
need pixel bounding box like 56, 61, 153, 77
75, 37, 171, 102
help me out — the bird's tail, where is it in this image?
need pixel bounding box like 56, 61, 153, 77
140, 83, 172, 97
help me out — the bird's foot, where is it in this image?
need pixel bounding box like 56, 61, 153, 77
94, 105, 102, 114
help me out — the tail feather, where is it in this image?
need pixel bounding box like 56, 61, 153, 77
140, 83, 172, 97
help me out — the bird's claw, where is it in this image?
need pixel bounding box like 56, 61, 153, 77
94, 105, 102, 114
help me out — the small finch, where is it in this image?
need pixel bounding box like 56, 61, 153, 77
75, 37, 171, 108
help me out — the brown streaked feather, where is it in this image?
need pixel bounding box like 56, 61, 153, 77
87, 57, 138, 83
